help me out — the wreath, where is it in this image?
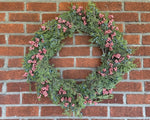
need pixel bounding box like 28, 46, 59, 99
23, 2, 135, 116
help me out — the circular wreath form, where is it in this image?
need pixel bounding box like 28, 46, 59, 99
23, 3, 135, 116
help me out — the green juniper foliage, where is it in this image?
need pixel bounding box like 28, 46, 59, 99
23, 2, 136, 116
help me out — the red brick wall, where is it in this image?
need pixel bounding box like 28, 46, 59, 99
0, 0, 150, 119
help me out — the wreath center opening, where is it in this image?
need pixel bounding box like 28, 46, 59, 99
49, 34, 102, 80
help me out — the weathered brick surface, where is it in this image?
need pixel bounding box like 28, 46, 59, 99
0, 0, 149, 119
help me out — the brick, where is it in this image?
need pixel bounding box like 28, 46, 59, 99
8, 58, 23, 67
26, 47, 30, 54
0, 107, 1, 117
133, 58, 141, 68
42, 13, 60, 22
75, 35, 91, 45
0, 35, 6, 44
8, 35, 33, 45
7, 82, 35, 92
0, 94, 19, 104
22, 94, 52, 104
130, 70, 150, 80
9, 13, 39, 22
59, 2, 88, 11
123, 35, 140, 45
143, 58, 150, 68
125, 2, 150, 11
2, 119, 19, 120
92, 119, 123, 120
58, 119, 87, 120
0, 59, 4, 67
0, 47, 24, 56
6, 106, 39, 116
76, 58, 101, 67
145, 82, 150, 91
0, 83, 3, 92
27, 2, 56, 11
28, 119, 53, 120
114, 82, 142, 91
61, 2, 122, 12
41, 106, 64, 116
141, 13, 150, 22
59, 47, 90, 56
95, 2, 122, 11
0, 70, 24, 80
0, 2, 24, 11
100, 94, 123, 104
110, 107, 143, 117
142, 35, 150, 45
63, 70, 92, 79
126, 24, 150, 33
128, 119, 145, 120
0, 13, 5, 21
0, 24, 24, 33
62, 37, 73, 45
112, 13, 138, 22
123, 73, 127, 79
50, 58, 74, 67
132, 47, 150, 56
92, 47, 103, 56
82, 106, 107, 116
116, 24, 123, 32
127, 94, 150, 104
146, 107, 150, 116
26, 24, 40, 33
